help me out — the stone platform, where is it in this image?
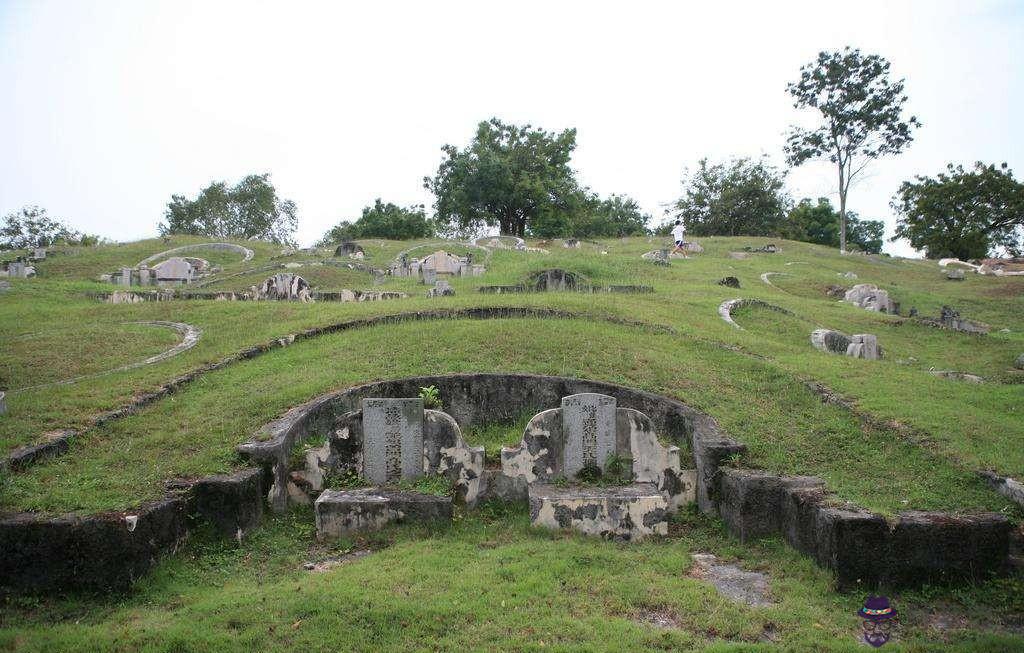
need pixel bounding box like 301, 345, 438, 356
314, 489, 452, 539
528, 483, 669, 541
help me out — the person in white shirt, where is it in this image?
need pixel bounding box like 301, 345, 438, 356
671, 220, 688, 256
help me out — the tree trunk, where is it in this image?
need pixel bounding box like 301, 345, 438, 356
838, 164, 847, 254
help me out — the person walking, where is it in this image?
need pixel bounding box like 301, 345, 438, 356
671, 220, 688, 256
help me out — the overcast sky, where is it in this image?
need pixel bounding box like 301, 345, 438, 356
1, 0, 1021, 255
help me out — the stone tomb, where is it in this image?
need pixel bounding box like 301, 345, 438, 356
361, 398, 424, 484
314, 398, 483, 538
501, 393, 695, 540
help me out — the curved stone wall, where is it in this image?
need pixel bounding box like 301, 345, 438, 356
138, 242, 254, 267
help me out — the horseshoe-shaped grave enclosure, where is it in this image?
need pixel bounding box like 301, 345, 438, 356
0, 372, 1011, 594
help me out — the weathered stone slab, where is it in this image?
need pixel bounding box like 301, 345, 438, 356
846, 334, 881, 360
561, 393, 617, 478
528, 483, 668, 540
361, 398, 424, 484
314, 488, 452, 539
192, 468, 265, 539
885, 511, 1010, 586
810, 329, 851, 354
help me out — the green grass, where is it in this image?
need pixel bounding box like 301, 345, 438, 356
1, 506, 1021, 651
1, 235, 1023, 650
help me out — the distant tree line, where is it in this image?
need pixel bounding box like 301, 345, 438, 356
141, 47, 1021, 259
0, 206, 100, 250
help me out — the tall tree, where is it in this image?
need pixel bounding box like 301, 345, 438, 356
671, 157, 791, 237
0, 206, 98, 249
159, 173, 298, 245
424, 118, 580, 237
787, 197, 885, 253
891, 162, 1024, 260
785, 47, 920, 253
317, 199, 433, 244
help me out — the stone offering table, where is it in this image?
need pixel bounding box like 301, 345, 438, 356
502, 393, 696, 540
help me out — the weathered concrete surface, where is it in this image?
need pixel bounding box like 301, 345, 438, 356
810, 329, 851, 355
0, 497, 190, 593
689, 553, 774, 607
4, 429, 75, 471
715, 468, 1011, 588
978, 470, 1024, 509
843, 284, 898, 313
528, 483, 668, 540
314, 489, 452, 539
192, 468, 266, 539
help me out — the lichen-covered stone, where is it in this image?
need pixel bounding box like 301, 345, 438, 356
528, 483, 668, 540
314, 489, 452, 539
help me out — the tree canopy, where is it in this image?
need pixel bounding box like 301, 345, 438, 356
786, 198, 884, 254
1, 206, 99, 249
785, 47, 920, 252
159, 173, 298, 245
317, 199, 434, 244
528, 191, 651, 239
670, 157, 790, 237
891, 162, 1024, 260
424, 118, 580, 238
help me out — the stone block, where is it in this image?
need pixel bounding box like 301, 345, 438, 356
718, 469, 787, 541
846, 334, 881, 360
810, 329, 851, 354
314, 489, 452, 539
946, 269, 965, 280
561, 393, 617, 478
528, 483, 668, 540
361, 398, 424, 484
885, 511, 1010, 586
192, 468, 266, 539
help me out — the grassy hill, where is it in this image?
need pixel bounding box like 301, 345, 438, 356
1, 235, 1022, 651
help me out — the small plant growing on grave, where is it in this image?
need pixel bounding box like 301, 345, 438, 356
725, 452, 744, 468
288, 433, 328, 470
397, 473, 451, 497
576, 463, 603, 484
324, 468, 366, 489
419, 385, 442, 409
604, 453, 633, 485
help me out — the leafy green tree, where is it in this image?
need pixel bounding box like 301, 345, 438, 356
785, 47, 920, 253
571, 194, 651, 238
787, 197, 884, 253
159, 173, 298, 245
891, 162, 1024, 259
318, 199, 433, 244
671, 157, 790, 237
0, 206, 98, 249
424, 118, 580, 237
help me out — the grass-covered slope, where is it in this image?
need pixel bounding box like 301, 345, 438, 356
1, 235, 1023, 650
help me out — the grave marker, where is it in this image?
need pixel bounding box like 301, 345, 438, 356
361, 398, 424, 484
561, 393, 617, 477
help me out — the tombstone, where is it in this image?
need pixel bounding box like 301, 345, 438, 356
335, 241, 364, 257
470, 264, 486, 276
843, 284, 896, 313
259, 273, 311, 301
1014, 353, 1024, 370
946, 269, 966, 281
137, 265, 151, 286
422, 250, 464, 276
152, 257, 193, 285
8, 262, 27, 278
561, 393, 617, 477
846, 334, 881, 360
361, 398, 424, 484
120, 267, 133, 287
563, 238, 580, 249
422, 267, 437, 285
0, 390, 6, 415
427, 279, 454, 298
811, 329, 852, 355
31, 248, 46, 260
